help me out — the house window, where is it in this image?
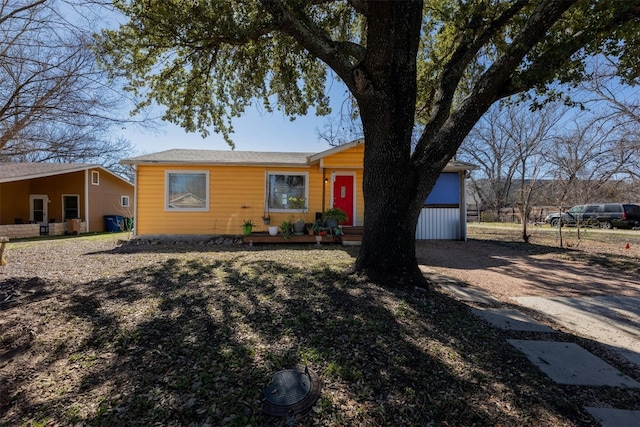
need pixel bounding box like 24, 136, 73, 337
121, 195, 130, 207
63, 195, 79, 220
266, 173, 308, 212
165, 171, 209, 211
91, 171, 99, 185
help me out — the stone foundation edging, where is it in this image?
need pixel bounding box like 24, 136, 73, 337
0, 222, 86, 239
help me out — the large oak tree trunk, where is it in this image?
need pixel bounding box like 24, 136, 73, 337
354, 140, 426, 287
352, 1, 427, 288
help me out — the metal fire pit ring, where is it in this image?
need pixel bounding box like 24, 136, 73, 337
262, 365, 321, 417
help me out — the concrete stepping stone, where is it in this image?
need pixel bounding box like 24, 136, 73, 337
585, 407, 640, 427
472, 308, 556, 332
507, 340, 640, 387
438, 283, 501, 305
515, 296, 640, 367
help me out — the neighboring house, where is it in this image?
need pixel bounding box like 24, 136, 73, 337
0, 162, 134, 237
121, 140, 476, 240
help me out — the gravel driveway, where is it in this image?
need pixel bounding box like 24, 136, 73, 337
415, 235, 640, 368
415, 238, 640, 300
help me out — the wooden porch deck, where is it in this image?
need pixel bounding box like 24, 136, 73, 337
242, 226, 363, 245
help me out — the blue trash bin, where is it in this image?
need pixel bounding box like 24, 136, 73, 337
104, 215, 123, 232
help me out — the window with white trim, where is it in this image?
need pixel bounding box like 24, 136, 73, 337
121, 195, 130, 207
91, 171, 99, 185
165, 171, 209, 211
266, 173, 308, 212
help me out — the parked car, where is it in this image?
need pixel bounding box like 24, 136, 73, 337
544, 203, 640, 229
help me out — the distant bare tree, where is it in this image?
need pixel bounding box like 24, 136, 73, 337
506, 106, 559, 242
543, 112, 640, 245
0, 0, 137, 174
316, 112, 363, 147
460, 101, 562, 241
460, 105, 518, 215
578, 57, 640, 124
546, 114, 638, 206
570, 57, 640, 182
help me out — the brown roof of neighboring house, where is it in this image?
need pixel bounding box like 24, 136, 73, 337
0, 162, 133, 185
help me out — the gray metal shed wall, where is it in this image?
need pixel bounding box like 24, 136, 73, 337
416, 207, 461, 240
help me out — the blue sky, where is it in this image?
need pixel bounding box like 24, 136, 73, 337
79, 2, 342, 156
121, 104, 339, 155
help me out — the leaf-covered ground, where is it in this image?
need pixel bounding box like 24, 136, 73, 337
1, 231, 638, 426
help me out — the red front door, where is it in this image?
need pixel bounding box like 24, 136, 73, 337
333, 175, 354, 226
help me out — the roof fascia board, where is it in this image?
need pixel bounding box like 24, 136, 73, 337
442, 163, 479, 172
0, 165, 94, 184
124, 160, 309, 168
0, 164, 133, 186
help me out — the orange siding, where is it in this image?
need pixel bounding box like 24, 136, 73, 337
321, 143, 365, 168
134, 144, 368, 235
136, 164, 336, 235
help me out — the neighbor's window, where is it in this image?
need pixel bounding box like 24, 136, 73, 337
63, 195, 79, 220
121, 195, 130, 207
91, 171, 99, 185
165, 171, 209, 211
266, 173, 308, 212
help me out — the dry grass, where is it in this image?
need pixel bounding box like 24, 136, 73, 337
469, 222, 640, 273
1, 229, 638, 426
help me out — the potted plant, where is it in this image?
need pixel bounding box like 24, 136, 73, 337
323, 207, 348, 228
306, 222, 316, 235
242, 219, 255, 236
262, 215, 271, 225
293, 218, 305, 234
279, 220, 293, 239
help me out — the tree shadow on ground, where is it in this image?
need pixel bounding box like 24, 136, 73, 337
417, 238, 640, 297
1, 250, 594, 426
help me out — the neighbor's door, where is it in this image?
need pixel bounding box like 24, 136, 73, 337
332, 174, 354, 226
29, 195, 48, 224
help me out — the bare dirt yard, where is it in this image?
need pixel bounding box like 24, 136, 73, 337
1, 226, 639, 426
419, 224, 640, 300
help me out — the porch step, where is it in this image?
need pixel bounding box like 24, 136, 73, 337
242, 227, 363, 245
342, 226, 364, 235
